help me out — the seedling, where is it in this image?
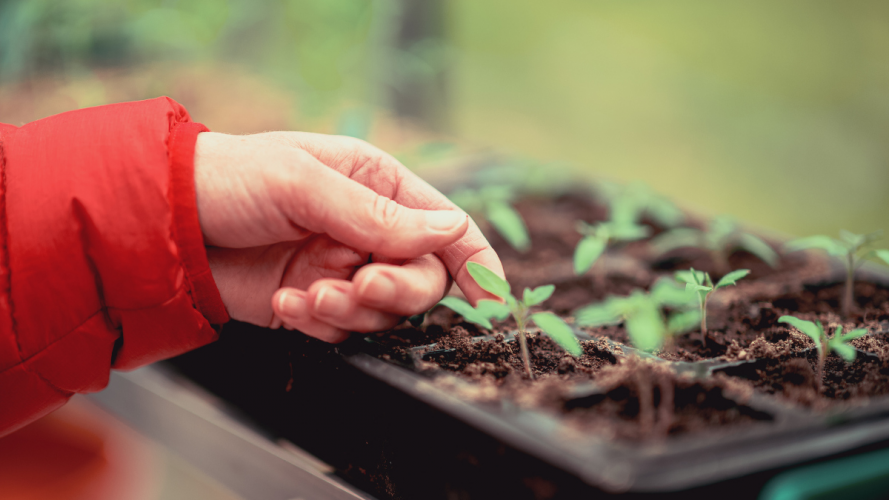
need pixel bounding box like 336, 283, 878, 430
595, 180, 685, 230
449, 186, 530, 252
778, 315, 867, 393
676, 268, 750, 340
785, 230, 883, 318
573, 220, 649, 275
651, 215, 778, 276
575, 182, 683, 275
574, 278, 699, 353
575, 279, 696, 435
437, 262, 581, 377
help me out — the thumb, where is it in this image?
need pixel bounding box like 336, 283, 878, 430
276, 154, 470, 259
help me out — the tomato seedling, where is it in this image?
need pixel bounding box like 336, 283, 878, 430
449, 185, 530, 252
778, 315, 867, 393
595, 180, 685, 230
785, 230, 883, 318
651, 215, 778, 276
574, 278, 699, 353
676, 268, 749, 340
573, 220, 649, 275
437, 262, 581, 377
574, 182, 684, 275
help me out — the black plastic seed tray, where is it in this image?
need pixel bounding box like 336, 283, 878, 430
343, 325, 889, 493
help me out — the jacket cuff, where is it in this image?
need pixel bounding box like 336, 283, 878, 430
168, 122, 230, 325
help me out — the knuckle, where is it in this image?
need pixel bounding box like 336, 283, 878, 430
370, 196, 404, 233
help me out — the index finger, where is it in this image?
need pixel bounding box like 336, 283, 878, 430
259, 131, 505, 304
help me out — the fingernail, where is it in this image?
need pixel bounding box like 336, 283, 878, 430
278, 291, 307, 321
314, 286, 351, 317
426, 211, 466, 233
358, 271, 396, 305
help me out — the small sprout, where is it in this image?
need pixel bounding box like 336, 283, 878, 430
573, 220, 649, 275
436, 263, 580, 377
449, 186, 530, 252
675, 268, 749, 340
595, 180, 685, 230
575, 278, 699, 353
651, 215, 778, 275
778, 315, 868, 392
575, 181, 681, 276
785, 230, 883, 318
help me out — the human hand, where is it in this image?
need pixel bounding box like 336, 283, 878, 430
193, 131, 504, 342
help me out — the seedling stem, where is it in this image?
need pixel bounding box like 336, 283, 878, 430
437, 263, 582, 378
574, 278, 700, 353
778, 315, 867, 393
513, 312, 533, 378
676, 268, 750, 342
651, 215, 778, 276
785, 230, 883, 318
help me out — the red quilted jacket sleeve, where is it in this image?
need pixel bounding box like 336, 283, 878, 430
0, 97, 230, 437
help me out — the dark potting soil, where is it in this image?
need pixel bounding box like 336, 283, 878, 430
558, 357, 771, 441
367, 193, 889, 439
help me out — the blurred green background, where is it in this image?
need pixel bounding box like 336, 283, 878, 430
0, 0, 887, 238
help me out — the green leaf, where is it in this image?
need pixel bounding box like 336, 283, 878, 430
667, 309, 701, 335
839, 229, 864, 248
675, 268, 705, 286
685, 283, 712, 293
437, 296, 492, 329
475, 299, 511, 321
573, 234, 607, 275
830, 343, 857, 362
827, 325, 865, 363
645, 196, 684, 228
608, 221, 651, 242
736, 233, 779, 268
625, 303, 665, 352
574, 302, 623, 327
650, 278, 695, 307
531, 312, 583, 357
651, 228, 702, 255
608, 191, 644, 228
523, 285, 555, 307
861, 230, 884, 247
485, 201, 530, 252
466, 262, 511, 298
506, 294, 518, 308
874, 249, 889, 267
785, 235, 845, 256
715, 269, 750, 289
838, 229, 881, 250
778, 315, 823, 343
839, 327, 868, 343
478, 185, 514, 203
